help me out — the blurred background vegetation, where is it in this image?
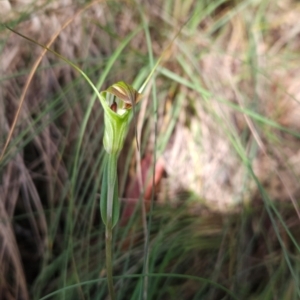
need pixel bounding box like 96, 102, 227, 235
1, 0, 300, 299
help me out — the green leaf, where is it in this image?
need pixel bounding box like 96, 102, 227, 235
100, 154, 120, 228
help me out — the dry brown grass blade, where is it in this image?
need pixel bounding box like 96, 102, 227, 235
0, 195, 29, 300
0, 0, 103, 163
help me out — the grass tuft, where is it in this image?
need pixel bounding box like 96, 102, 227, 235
1, 0, 300, 299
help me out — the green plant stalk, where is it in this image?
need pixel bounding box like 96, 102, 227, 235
100, 153, 119, 300
106, 154, 118, 227
97, 144, 120, 300
105, 223, 115, 300
100, 154, 120, 227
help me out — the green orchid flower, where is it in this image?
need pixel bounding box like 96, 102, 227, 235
100, 81, 142, 155
99, 81, 142, 229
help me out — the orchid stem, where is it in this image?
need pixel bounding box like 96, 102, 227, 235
105, 224, 115, 300
102, 153, 118, 300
